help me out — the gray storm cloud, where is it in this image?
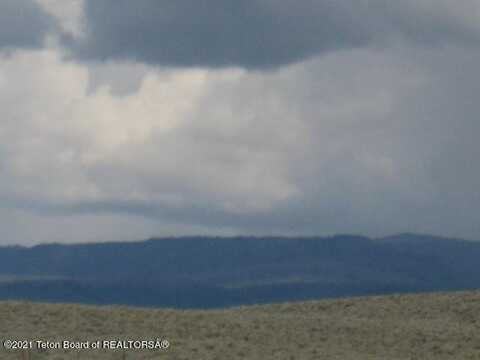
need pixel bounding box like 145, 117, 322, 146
0, 0, 55, 50
71, 0, 480, 68
73, 0, 369, 68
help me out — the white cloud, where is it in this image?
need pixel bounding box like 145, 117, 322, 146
0, 49, 300, 221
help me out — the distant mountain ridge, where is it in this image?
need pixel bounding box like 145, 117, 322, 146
0, 234, 479, 308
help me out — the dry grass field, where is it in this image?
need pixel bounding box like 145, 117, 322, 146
1, 291, 479, 359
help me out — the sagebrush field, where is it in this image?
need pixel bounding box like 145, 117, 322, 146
1, 291, 479, 359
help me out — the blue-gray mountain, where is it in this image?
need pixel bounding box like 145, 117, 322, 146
0, 234, 478, 308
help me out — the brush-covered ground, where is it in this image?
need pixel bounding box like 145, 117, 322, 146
1, 291, 479, 359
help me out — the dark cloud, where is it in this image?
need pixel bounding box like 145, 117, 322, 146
74, 0, 372, 68
0, 0, 55, 50
71, 0, 480, 69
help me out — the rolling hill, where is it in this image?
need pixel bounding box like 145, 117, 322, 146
0, 234, 479, 308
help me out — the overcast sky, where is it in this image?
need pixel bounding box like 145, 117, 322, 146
1, 0, 480, 245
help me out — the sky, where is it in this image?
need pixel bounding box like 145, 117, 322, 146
1, 0, 480, 245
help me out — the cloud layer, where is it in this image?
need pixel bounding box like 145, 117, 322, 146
1, 1, 480, 244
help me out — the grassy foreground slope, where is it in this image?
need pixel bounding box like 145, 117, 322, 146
1, 291, 480, 360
